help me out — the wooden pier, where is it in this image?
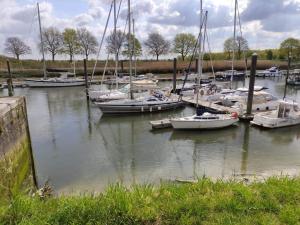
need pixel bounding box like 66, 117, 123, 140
182, 96, 239, 114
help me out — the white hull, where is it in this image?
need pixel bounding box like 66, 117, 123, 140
26, 79, 85, 87
171, 115, 238, 130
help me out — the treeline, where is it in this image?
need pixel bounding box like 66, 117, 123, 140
3, 27, 300, 62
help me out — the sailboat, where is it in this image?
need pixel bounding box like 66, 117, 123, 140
95, 0, 184, 114
287, 69, 300, 86
26, 3, 85, 88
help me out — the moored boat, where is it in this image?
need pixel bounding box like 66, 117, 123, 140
257, 67, 282, 77
251, 100, 300, 128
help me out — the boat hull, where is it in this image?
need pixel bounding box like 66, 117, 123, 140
26, 79, 85, 88
171, 117, 238, 130
251, 117, 300, 128
96, 101, 185, 114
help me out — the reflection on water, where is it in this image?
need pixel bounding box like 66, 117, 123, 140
1, 77, 300, 193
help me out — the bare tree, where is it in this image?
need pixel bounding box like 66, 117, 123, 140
77, 28, 98, 60
173, 33, 196, 61
62, 28, 80, 62
144, 32, 170, 61
4, 37, 31, 60
106, 30, 126, 55
42, 27, 63, 61
223, 36, 249, 60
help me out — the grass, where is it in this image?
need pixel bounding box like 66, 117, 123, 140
1, 177, 300, 225
0, 55, 288, 78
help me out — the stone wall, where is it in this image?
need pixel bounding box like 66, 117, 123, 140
0, 97, 36, 204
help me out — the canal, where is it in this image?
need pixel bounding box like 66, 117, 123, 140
1, 77, 300, 194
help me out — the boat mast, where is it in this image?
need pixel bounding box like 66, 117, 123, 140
37, 3, 47, 79
114, 0, 119, 89
128, 0, 133, 99
133, 18, 137, 77
196, 0, 203, 108
231, 0, 237, 88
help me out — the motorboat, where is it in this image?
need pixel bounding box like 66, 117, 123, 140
251, 100, 300, 128
229, 91, 279, 113
170, 110, 238, 130
95, 91, 185, 114
215, 70, 245, 81
257, 67, 282, 77
287, 69, 300, 86
25, 72, 85, 88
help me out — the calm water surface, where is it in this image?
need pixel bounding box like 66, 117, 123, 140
1, 77, 300, 193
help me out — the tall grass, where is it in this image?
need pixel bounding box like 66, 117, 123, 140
1, 177, 300, 225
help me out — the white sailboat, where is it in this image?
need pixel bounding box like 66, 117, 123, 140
26, 3, 85, 88
251, 100, 300, 128
171, 112, 238, 130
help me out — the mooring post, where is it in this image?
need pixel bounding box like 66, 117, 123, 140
283, 55, 291, 100
195, 58, 199, 74
84, 59, 89, 100
173, 58, 177, 93
120, 60, 124, 74
246, 53, 257, 116
6, 60, 14, 97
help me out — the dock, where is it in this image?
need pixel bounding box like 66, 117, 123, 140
150, 119, 172, 129
182, 96, 239, 114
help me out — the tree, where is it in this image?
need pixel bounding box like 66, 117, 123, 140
106, 30, 126, 55
144, 32, 170, 61
280, 38, 300, 59
4, 37, 31, 60
62, 28, 80, 62
42, 27, 63, 61
122, 34, 142, 58
173, 33, 196, 61
223, 36, 249, 60
77, 28, 98, 60
265, 50, 273, 60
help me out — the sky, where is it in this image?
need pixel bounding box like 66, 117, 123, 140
1, 0, 300, 60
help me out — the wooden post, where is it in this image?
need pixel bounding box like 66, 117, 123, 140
246, 53, 257, 116
173, 58, 177, 93
283, 56, 291, 100
195, 58, 199, 73
6, 60, 14, 97
120, 60, 124, 74
84, 59, 89, 100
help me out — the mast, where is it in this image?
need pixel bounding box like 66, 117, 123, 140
114, 0, 119, 89
128, 0, 133, 99
37, 3, 47, 79
231, 0, 237, 88
133, 18, 137, 77
196, 0, 203, 108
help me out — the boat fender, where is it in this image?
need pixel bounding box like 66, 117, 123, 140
141, 107, 144, 112
231, 112, 238, 119
150, 107, 152, 112
207, 90, 211, 95
158, 106, 162, 110
200, 90, 205, 96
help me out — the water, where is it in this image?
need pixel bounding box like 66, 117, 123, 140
1, 77, 300, 194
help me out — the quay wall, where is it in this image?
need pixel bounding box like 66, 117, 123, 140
0, 97, 35, 204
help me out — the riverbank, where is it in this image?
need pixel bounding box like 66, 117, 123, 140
1, 177, 300, 224
0, 58, 287, 78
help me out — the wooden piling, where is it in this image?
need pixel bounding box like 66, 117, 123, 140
84, 59, 89, 100
246, 53, 257, 116
195, 58, 199, 73
283, 56, 291, 100
6, 60, 14, 97
173, 58, 177, 93
121, 60, 124, 73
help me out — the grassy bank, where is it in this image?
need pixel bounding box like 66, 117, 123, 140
0, 56, 288, 78
1, 177, 300, 225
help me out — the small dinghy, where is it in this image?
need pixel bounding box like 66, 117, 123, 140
170, 108, 239, 130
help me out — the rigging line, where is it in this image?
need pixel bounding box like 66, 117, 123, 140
203, 13, 215, 79
179, 12, 206, 100
116, 0, 123, 25
91, 0, 114, 82
100, 53, 110, 88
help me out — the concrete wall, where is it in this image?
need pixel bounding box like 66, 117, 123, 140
0, 97, 36, 203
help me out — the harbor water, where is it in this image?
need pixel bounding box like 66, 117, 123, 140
1, 77, 300, 194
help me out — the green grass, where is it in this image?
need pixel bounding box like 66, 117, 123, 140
1, 177, 300, 225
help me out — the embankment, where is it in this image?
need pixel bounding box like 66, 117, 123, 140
1, 177, 299, 224
0, 97, 36, 206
